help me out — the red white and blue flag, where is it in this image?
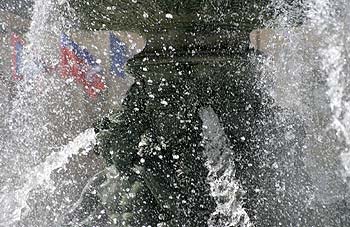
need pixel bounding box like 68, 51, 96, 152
11, 33, 25, 80
9, 32, 129, 97
60, 33, 106, 98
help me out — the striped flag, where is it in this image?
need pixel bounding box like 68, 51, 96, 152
60, 33, 106, 98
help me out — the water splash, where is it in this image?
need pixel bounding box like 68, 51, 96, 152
201, 107, 251, 227
4, 0, 73, 173
310, 0, 350, 184
261, 0, 350, 219
0, 0, 101, 226
0, 128, 96, 227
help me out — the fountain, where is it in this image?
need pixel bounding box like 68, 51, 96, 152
1, 0, 350, 226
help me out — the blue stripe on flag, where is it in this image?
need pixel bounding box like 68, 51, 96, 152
110, 32, 127, 77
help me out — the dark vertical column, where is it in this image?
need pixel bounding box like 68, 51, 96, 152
72, 1, 312, 226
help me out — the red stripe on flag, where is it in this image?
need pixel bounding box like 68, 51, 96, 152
60, 46, 106, 98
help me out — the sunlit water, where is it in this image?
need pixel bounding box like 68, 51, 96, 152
260, 2, 350, 225
264, 0, 350, 204
1, 0, 350, 226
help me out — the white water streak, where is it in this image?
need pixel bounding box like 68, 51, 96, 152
200, 107, 251, 227
0, 128, 96, 227
25, 0, 71, 66
310, 0, 350, 182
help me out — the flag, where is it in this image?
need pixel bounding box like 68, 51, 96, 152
110, 32, 127, 77
11, 33, 25, 80
60, 33, 106, 98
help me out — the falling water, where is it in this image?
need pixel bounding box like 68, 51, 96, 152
201, 107, 251, 227
0, 0, 103, 226
2, 0, 350, 226
310, 0, 350, 181
261, 0, 350, 224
